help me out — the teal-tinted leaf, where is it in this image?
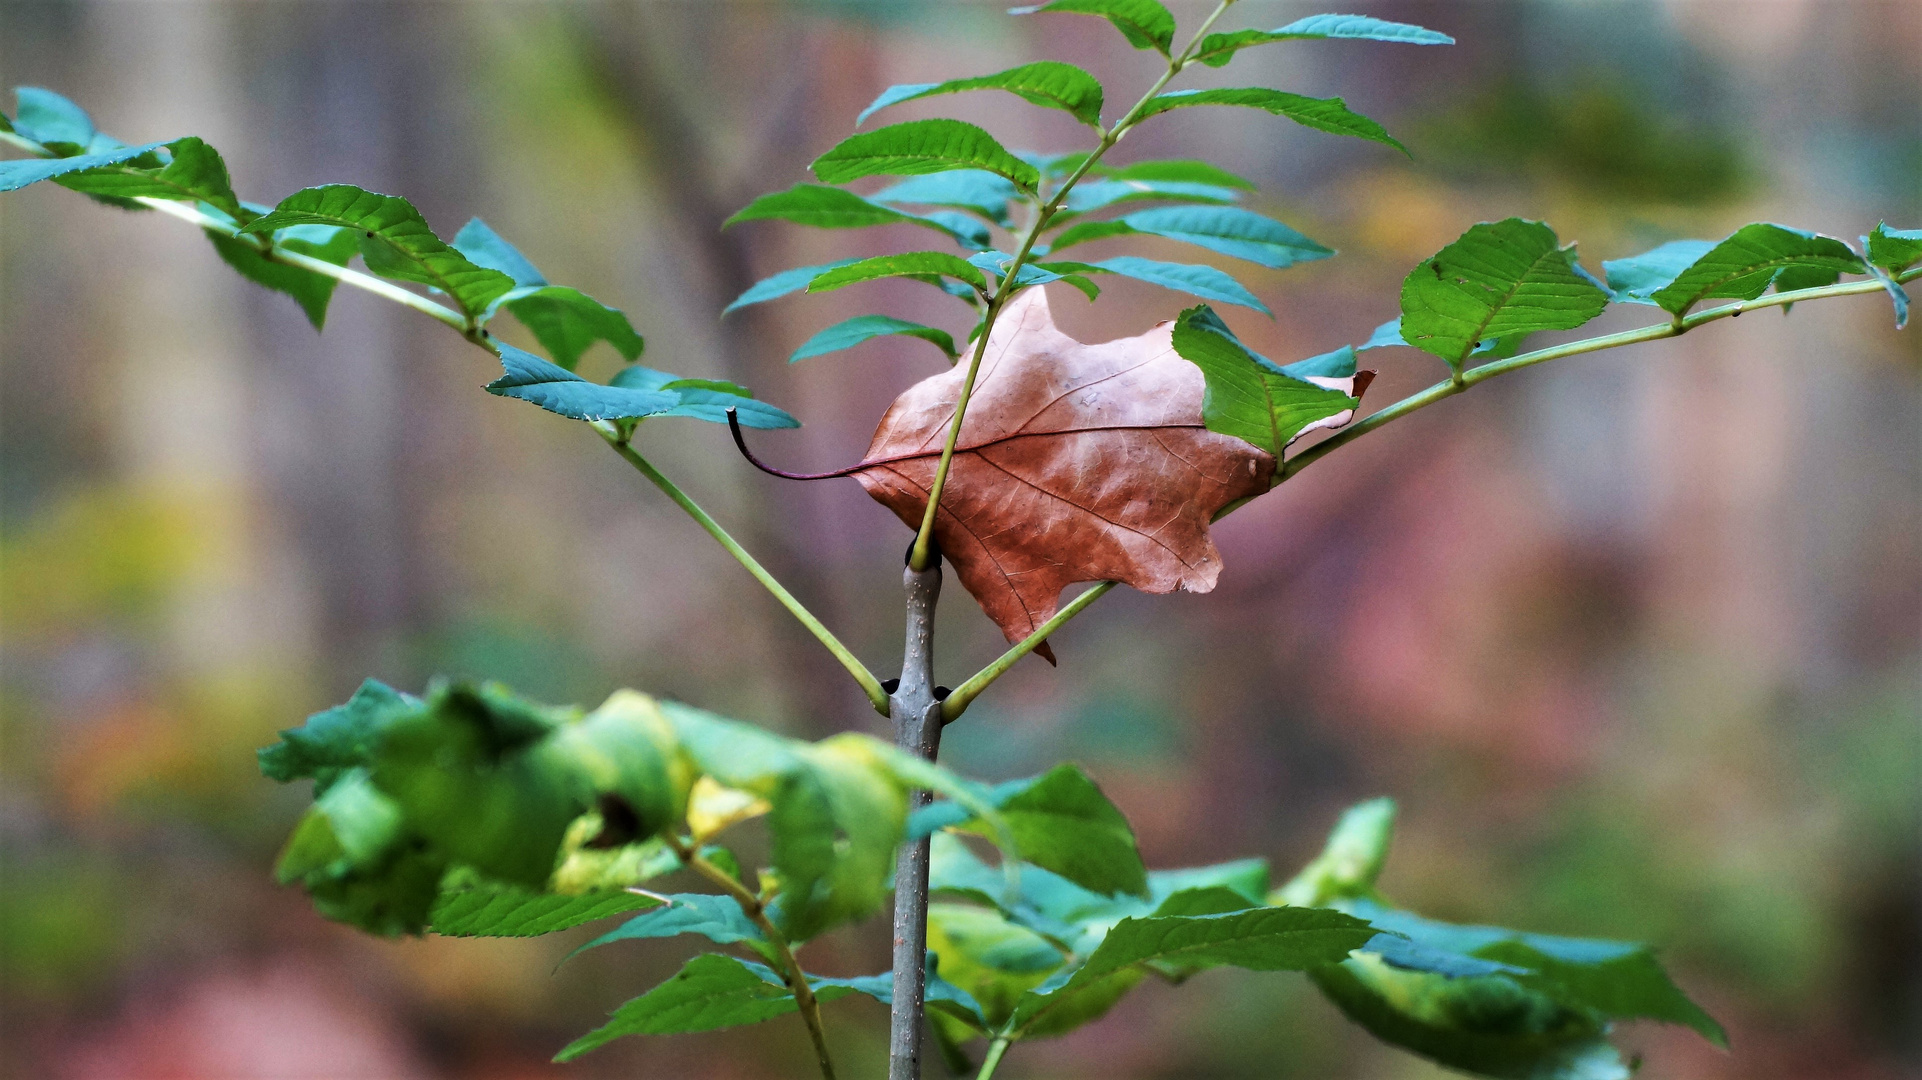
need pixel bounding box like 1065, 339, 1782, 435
1400, 219, 1609, 368
1194, 14, 1453, 67
1866, 222, 1922, 273
431, 883, 657, 937
658, 379, 800, 430
11, 87, 98, 152
723, 259, 862, 315
1172, 305, 1360, 457
1862, 257, 1910, 329
1311, 954, 1631, 1080
725, 183, 975, 247
241, 185, 514, 319
1051, 205, 1332, 269
1648, 222, 1863, 315
207, 216, 360, 331
1010, 0, 1177, 54
370, 683, 580, 887
1139, 88, 1405, 154
1148, 858, 1270, 907
1085, 255, 1270, 314
486, 343, 681, 422
927, 902, 1067, 1027
0, 140, 169, 193
495, 286, 645, 370
812, 119, 1039, 191
1272, 797, 1396, 906
858, 61, 1105, 128
1358, 317, 1408, 351
451, 217, 547, 287
1601, 239, 1715, 306
1054, 178, 1242, 221
1012, 906, 1375, 1034
52, 136, 242, 219
980, 764, 1147, 898
918, 209, 994, 250
1102, 159, 1256, 189
259, 679, 421, 795
870, 170, 1019, 227
791, 315, 958, 363
806, 251, 989, 294
570, 894, 764, 961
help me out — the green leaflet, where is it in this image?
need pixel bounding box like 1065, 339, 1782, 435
430, 883, 658, 937
569, 894, 765, 962
0, 140, 170, 193
1271, 796, 1396, 906
11, 87, 105, 153
1311, 956, 1632, 1080
1866, 222, 1922, 273
558, 954, 833, 1058
938, 764, 1149, 898
1050, 177, 1243, 221
812, 118, 1040, 191
806, 250, 989, 294
259, 679, 421, 795
1049, 205, 1332, 269
1170, 305, 1360, 457
486, 344, 682, 422
724, 183, 987, 251
870, 170, 1019, 227
455, 221, 645, 367
1400, 218, 1610, 368
1011, 0, 1177, 54
926, 903, 1067, 1028
857, 61, 1105, 128
272, 767, 444, 937
1647, 222, 1864, 315
609, 366, 801, 429
241, 185, 514, 319
1138, 88, 1405, 154
723, 259, 862, 315
53, 136, 243, 219
1193, 14, 1454, 67
206, 215, 361, 331
1081, 255, 1270, 314
1600, 239, 1715, 306
791, 315, 958, 363
1101, 158, 1256, 190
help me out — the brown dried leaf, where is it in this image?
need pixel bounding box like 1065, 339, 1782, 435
853, 288, 1274, 660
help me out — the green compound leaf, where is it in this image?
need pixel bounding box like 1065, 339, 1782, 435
0, 140, 169, 193
1011, 905, 1375, 1036
1400, 218, 1609, 368
1138, 88, 1405, 154
1311, 955, 1632, 1080
1193, 14, 1454, 67
1081, 255, 1270, 314
1866, 222, 1922, 273
723, 259, 863, 315
241, 185, 514, 319
430, 883, 658, 937
569, 894, 765, 962
1011, 0, 1177, 54
1600, 239, 1715, 306
871, 170, 1020, 227
791, 314, 959, 363
1050, 205, 1332, 269
452, 224, 646, 369
1171, 305, 1361, 457
486, 343, 682, 422
812, 118, 1040, 191
53, 136, 243, 219
259, 679, 420, 795
207, 216, 361, 332
806, 250, 989, 294
1102, 158, 1256, 189
958, 764, 1149, 898
858, 61, 1105, 128
1647, 222, 1864, 315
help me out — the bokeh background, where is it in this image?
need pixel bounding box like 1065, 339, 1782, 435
2, 1, 1917, 1077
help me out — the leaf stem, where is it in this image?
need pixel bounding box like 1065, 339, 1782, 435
667, 836, 838, 1080
905, 0, 1237, 572
1281, 272, 1919, 481
975, 1038, 1012, 1080
594, 424, 891, 714
942, 581, 1117, 721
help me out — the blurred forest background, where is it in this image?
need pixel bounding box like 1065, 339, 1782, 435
1, 1, 1917, 1077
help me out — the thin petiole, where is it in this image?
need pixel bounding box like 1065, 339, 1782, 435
942, 581, 1117, 721
595, 424, 892, 714
974, 1038, 1012, 1080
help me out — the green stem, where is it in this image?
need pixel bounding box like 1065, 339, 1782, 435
595, 424, 891, 714
942, 581, 1116, 721
668, 836, 838, 1080
906, 0, 1236, 572
1282, 271, 1919, 481
975, 1038, 1012, 1080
